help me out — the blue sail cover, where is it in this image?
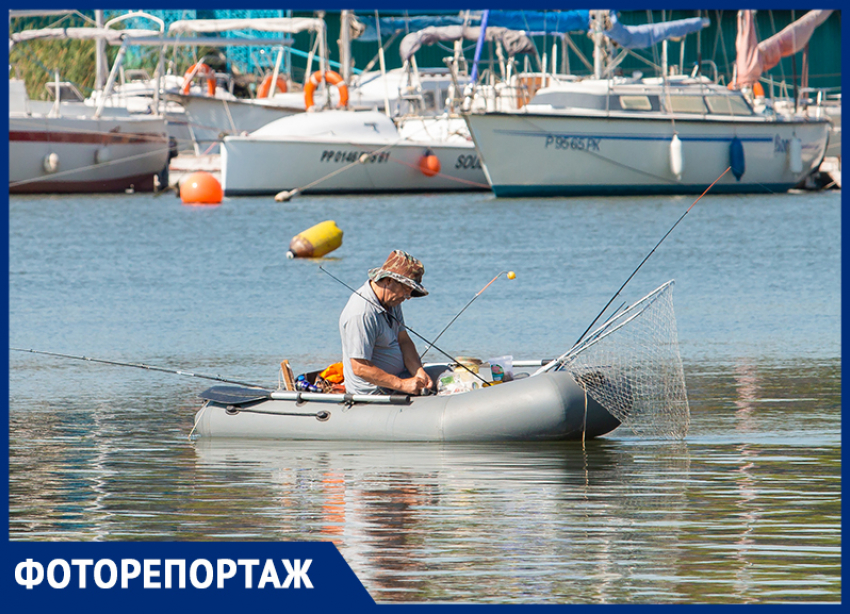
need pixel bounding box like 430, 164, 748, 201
354, 11, 590, 42
605, 13, 709, 49
486, 10, 590, 34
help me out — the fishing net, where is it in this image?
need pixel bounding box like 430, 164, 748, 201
555, 280, 690, 439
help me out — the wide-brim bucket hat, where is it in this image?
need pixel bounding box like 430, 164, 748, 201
368, 249, 428, 297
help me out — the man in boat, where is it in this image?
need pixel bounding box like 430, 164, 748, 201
339, 250, 434, 396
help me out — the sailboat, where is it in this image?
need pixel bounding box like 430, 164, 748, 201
9, 23, 171, 193
463, 10, 831, 197
220, 17, 542, 196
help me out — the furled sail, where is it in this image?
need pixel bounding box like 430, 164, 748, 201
354, 10, 590, 42
604, 12, 710, 49
734, 9, 833, 87
398, 25, 536, 61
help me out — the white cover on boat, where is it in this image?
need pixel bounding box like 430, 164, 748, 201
250, 110, 399, 142
399, 25, 535, 61
168, 18, 324, 35
10, 27, 161, 46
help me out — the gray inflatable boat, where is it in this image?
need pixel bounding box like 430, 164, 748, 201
192, 363, 621, 442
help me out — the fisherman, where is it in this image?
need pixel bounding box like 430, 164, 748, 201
339, 250, 434, 396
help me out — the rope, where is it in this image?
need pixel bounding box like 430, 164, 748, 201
9, 144, 172, 189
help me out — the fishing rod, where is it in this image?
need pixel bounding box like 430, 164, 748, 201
571, 165, 732, 350
10, 347, 265, 388
319, 265, 490, 386
420, 270, 516, 359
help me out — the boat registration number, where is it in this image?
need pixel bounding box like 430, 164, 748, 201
320, 150, 390, 164
544, 135, 601, 152
455, 154, 482, 170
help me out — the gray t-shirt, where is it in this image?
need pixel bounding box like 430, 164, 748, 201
339, 281, 406, 395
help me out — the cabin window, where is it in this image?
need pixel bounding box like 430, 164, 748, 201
705, 95, 753, 116
668, 96, 708, 114
619, 95, 652, 111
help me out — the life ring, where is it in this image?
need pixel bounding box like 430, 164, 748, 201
304, 70, 349, 111
258, 74, 287, 98
182, 63, 216, 96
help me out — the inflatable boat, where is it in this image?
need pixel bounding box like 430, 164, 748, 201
192, 362, 621, 442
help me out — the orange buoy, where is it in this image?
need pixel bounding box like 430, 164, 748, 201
180, 172, 222, 205
258, 74, 287, 98
419, 151, 441, 177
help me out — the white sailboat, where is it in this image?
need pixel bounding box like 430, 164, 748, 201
463, 10, 831, 197
9, 24, 171, 193
219, 20, 542, 196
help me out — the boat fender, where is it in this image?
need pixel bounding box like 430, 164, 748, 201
258, 74, 287, 99
669, 134, 684, 180
95, 147, 111, 165
304, 70, 349, 111
788, 137, 803, 174
182, 63, 216, 96
419, 150, 441, 177
729, 137, 745, 181
43, 152, 59, 173
287, 220, 344, 258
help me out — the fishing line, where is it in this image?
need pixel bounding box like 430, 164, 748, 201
572, 165, 732, 349
10, 347, 265, 388
420, 270, 515, 359
319, 265, 490, 385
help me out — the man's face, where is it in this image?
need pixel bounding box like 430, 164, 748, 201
382, 278, 413, 307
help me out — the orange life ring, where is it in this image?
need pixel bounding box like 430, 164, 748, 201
303, 70, 349, 111
258, 74, 288, 98
182, 63, 216, 96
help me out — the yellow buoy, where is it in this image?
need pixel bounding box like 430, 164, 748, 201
507, 271, 516, 280
287, 220, 344, 259
180, 172, 222, 205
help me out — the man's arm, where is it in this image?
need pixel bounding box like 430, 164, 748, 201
350, 357, 428, 395
398, 329, 433, 391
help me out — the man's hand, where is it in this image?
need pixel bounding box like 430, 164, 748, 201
397, 368, 433, 396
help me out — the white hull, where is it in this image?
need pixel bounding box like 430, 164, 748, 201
465, 111, 830, 196
9, 103, 170, 193
222, 111, 488, 195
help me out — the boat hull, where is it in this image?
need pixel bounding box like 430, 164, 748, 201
193, 371, 621, 442
9, 114, 170, 194
222, 137, 488, 195
464, 111, 830, 197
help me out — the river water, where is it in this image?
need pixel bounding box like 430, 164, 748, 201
8, 189, 841, 603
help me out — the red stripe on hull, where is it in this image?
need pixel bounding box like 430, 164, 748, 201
8, 130, 168, 146
9, 172, 157, 194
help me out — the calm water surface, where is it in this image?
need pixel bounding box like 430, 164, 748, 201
8, 190, 841, 603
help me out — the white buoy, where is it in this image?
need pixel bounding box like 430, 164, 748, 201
274, 189, 299, 202
788, 137, 803, 174
43, 152, 59, 173
669, 134, 684, 179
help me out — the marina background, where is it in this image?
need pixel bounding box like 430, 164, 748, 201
8, 189, 841, 603
10, 9, 842, 99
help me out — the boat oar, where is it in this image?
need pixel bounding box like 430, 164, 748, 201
319, 265, 490, 386
10, 347, 265, 388
420, 270, 516, 359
